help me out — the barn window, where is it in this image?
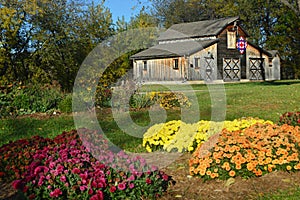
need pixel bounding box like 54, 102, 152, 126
143, 61, 147, 71
227, 31, 236, 49
194, 57, 200, 69
173, 59, 179, 70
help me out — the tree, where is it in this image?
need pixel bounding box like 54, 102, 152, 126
0, 0, 114, 91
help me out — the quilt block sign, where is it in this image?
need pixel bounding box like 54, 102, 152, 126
236, 36, 248, 54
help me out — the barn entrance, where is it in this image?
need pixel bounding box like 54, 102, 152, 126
203, 57, 215, 81
223, 58, 241, 81
249, 58, 264, 80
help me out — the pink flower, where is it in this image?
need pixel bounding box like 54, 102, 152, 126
80, 185, 87, 191
60, 175, 66, 182
129, 183, 135, 189
118, 183, 126, 191
162, 174, 169, 181
49, 188, 62, 198
127, 175, 135, 181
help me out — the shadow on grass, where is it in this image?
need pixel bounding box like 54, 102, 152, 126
0, 116, 75, 146
260, 79, 300, 86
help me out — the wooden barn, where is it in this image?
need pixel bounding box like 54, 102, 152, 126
131, 17, 281, 83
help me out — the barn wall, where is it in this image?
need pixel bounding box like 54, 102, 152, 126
246, 44, 270, 80
187, 44, 218, 80
271, 55, 281, 80
133, 57, 187, 82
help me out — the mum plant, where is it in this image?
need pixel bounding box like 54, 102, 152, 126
190, 123, 300, 181
6, 129, 173, 199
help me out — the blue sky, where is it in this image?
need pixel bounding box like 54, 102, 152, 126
104, 0, 151, 22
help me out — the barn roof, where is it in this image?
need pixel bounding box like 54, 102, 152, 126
131, 39, 219, 60
158, 16, 243, 41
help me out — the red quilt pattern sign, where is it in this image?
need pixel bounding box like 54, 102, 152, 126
236, 36, 248, 54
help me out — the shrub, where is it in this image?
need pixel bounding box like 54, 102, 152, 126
189, 123, 300, 181
278, 111, 300, 126
129, 93, 154, 110
112, 91, 191, 111
142, 118, 273, 153
0, 84, 15, 118
58, 93, 73, 113
6, 82, 63, 115
150, 92, 191, 110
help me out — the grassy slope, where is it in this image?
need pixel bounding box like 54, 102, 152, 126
1, 80, 300, 148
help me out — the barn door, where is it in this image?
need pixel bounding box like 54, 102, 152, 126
249, 58, 264, 80
223, 58, 241, 81
204, 57, 215, 81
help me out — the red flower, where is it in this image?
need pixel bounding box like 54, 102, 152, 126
72, 168, 81, 174
162, 174, 169, 181
12, 180, 22, 190
110, 185, 117, 193
146, 178, 152, 184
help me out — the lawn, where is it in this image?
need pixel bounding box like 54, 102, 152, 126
1, 80, 300, 199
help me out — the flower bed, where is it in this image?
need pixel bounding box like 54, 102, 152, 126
142, 118, 273, 153
0, 129, 173, 199
189, 123, 300, 181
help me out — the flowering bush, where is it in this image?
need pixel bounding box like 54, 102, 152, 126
3, 129, 173, 199
143, 118, 273, 153
278, 111, 300, 126
189, 123, 300, 181
150, 92, 191, 110
130, 91, 191, 110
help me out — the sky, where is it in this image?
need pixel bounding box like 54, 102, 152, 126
104, 0, 151, 22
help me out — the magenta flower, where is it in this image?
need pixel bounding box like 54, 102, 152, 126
49, 188, 62, 198
90, 190, 104, 200
34, 166, 49, 175
60, 175, 66, 182
118, 183, 126, 191
72, 168, 81, 174
80, 185, 87, 191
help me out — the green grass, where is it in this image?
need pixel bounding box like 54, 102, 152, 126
1, 80, 300, 148
0, 115, 75, 146
257, 186, 300, 199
